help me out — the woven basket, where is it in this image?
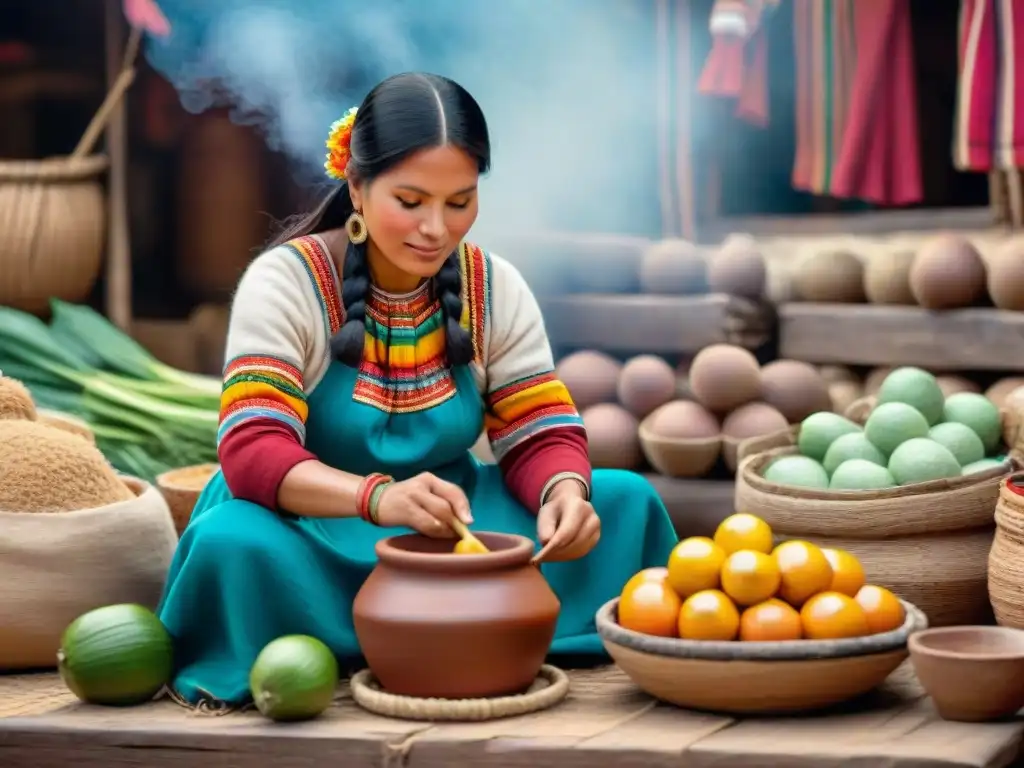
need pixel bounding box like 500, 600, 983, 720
735, 412, 1018, 626
596, 597, 927, 714
0, 156, 108, 314
990, 476, 1024, 629
156, 463, 218, 535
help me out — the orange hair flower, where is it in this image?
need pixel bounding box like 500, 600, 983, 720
324, 107, 358, 180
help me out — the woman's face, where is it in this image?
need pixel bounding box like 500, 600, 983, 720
350, 145, 480, 280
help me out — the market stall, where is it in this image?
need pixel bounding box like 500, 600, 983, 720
1, 663, 1022, 768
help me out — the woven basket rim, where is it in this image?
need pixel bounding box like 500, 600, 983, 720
595, 597, 927, 661
0, 154, 109, 182
638, 413, 722, 449
156, 463, 219, 493
739, 445, 1015, 501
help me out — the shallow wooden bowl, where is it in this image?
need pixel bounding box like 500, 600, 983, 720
156, 463, 218, 535
909, 625, 1024, 722
596, 597, 927, 714
638, 416, 720, 478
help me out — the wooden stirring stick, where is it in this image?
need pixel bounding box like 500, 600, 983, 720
450, 518, 489, 553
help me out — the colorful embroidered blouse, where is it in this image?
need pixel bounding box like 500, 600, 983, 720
217, 235, 590, 513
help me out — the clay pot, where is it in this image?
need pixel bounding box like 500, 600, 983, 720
909, 626, 1024, 722
352, 532, 560, 699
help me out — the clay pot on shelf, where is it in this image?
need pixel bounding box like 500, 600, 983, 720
352, 532, 560, 699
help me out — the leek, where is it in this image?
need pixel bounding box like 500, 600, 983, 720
0, 303, 223, 482
50, 300, 221, 397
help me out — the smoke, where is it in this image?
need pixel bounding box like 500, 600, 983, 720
145, 0, 664, 243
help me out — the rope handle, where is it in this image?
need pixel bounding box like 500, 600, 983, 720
71, 26, 142, 159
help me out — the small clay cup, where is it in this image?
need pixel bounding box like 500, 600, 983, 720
909, 626, 1024, 722
352, 532, 560, 700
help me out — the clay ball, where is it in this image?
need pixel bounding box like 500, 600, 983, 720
829, 381, 863, 415
758, 359, 832, 423
986, 239, 1024, 311
555, 351, 622, 410
864, 366, 894, 395
936, 374, 981, 398
617, 355, 677, 418
639, 239, 708, 295
863, 249, 916, 305
986, 377, 1024, 408
647, 400, 720, 440
910, 234, 987, 309
582, 404, 641, 469
818, 365, 858, 385
721, 402, 788, 440
794, 250, 866, 303
707, 238, 766, 299
689, 344, 761, 413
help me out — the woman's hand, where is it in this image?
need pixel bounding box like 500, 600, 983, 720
375, 472, 473, 538
534, 480, 601, 562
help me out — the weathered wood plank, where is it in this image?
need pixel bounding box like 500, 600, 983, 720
779, 304, 1024, 371
646, 475, 735, 539
542, 294, 772, 354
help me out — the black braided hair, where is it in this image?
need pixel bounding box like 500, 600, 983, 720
330, 236, 372, 367
434, 251, 475, 366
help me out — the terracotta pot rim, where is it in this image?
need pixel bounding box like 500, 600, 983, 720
908, 626, 1024, 662
374, 532, 535, 573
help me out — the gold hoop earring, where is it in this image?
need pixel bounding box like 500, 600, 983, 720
345, 211, 368, 244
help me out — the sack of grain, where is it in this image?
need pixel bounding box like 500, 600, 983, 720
0, 477, 177, 670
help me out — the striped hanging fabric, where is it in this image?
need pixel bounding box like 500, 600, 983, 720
654, 0, 696, 238
697, 0, 780, 127
791, 0, 922, 205
830, 0, 922, 204
954, 0, 1024, 171
790, 0, 858, 195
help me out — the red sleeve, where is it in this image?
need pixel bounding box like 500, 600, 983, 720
218, 417, 317, 510
498, 427, 591, 514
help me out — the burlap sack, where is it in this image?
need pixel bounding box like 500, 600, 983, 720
0, 477, 178, 670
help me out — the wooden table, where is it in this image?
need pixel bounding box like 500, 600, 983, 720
1, 663, 1021, 768
779, 304, 1024, 371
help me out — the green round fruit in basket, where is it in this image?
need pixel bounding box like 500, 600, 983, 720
888, 438, 961, 485
797, 412, 860, 461
942, 393, 1002, 453
829, 459, 896, 490
763, 455, 829, 488
864, 403, 929, 456
58, 603, 173, 706
928, 422, 985, 466
876, 367, 945, 425
250, 635, 339, 722
822, 432, 887, 475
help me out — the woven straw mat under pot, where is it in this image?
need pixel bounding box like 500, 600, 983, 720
735, 415, 1018, 627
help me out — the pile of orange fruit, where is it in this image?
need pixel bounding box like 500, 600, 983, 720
618, 512, 905, 642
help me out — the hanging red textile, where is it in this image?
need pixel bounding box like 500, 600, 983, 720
697, 0, 778, 127
829, 0, 923, 205
954, 0, 1024, 171
791, 0, 922, 205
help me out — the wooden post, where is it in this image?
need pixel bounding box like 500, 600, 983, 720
103, 0, 133, 329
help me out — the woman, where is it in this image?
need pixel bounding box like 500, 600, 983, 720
159, 72, 678, 707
